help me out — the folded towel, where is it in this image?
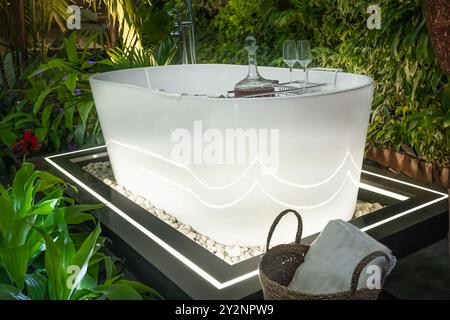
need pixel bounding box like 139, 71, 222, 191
288, 219, 396, 294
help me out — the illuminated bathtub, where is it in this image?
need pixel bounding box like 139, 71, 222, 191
89, 64, 373, 246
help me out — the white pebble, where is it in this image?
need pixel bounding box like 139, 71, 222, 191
187, 232, 196, 240
216, 252, 225, 260
208, 246, 216, 253
242, 253, 251, 260
180, 224, 192, 233
226, 246, 242, 257
373, 203, 383, 210
216, 246, 225, 254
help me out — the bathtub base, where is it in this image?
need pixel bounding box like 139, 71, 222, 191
43, 147, 449, 299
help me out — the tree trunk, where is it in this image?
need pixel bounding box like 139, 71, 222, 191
425, 0, 450, 74
0, 52, 9, 91
17, 0, 27, 66
107, 14, 117, 49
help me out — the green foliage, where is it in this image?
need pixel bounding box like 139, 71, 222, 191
0, 163, 161, 300
107, 38, 177, 69
22, 32, 109, 152
197, 0, 449, 166
0, 30, 177, 177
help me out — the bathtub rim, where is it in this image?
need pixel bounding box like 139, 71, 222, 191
89, 64, 374, 101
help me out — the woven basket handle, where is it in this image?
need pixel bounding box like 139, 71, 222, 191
266, 209, 303, 252
350, 251, 391, 294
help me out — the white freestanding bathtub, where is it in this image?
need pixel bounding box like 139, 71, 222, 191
89, 64, 373, 246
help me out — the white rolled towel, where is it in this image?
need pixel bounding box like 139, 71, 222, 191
288, 219, 396, 294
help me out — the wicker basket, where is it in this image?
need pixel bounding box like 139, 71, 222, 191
259, 209, 391, 300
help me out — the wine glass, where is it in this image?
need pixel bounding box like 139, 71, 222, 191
283, 40, 298, 84
297, 40, 312, 85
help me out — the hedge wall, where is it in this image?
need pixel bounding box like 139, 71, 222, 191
193, 0, 449, 166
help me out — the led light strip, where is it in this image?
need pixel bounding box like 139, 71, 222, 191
358, 182, 409, 201
45, 148, 448, 290
360, 169, 447, 232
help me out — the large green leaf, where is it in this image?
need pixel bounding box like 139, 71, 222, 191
62, 203, 102, 225
0, 284, 30, 300
74, 122, 86, 146
12, 163, 35, 215
0, 245, 30, 289
41, 104, 55, 129
0, 187, 14, 236
33, 227, 68, 300
94, 283, 143, 300
68, 223, 101, 297
30, 188, 64, 215
64, 32, 79, 64
33, 87, 55, 114
25, 270, 48, 300
115, 279, 163, 300
77, 100, 95, 125
64, 73, 78, 93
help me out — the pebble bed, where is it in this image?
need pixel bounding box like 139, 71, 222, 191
83, 161, 384, 264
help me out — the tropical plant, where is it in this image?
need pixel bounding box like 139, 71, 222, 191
0, 162, 161, 300
0, 28, 177, 178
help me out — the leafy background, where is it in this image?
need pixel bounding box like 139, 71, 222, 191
193, 0, 450, 166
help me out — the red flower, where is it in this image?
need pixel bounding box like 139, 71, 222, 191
12, 130, 42, 158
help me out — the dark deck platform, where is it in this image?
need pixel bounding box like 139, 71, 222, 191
42, 146, 449, 299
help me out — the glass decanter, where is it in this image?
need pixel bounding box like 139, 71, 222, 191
234, 36, 275, 98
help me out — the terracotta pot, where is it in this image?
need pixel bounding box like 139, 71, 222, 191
394, 152, 406, 169
366, 147, 449, 188
441, 167, 449, 187
420, 161, 434, 184
425, 0, 450, 74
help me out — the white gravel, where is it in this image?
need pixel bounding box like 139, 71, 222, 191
83, 161, 383, 264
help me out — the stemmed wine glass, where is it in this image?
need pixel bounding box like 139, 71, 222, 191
283, 40, 298, 84
297, 40, 312, 85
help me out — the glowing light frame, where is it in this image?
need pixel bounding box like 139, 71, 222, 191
45, 145, 448, 290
